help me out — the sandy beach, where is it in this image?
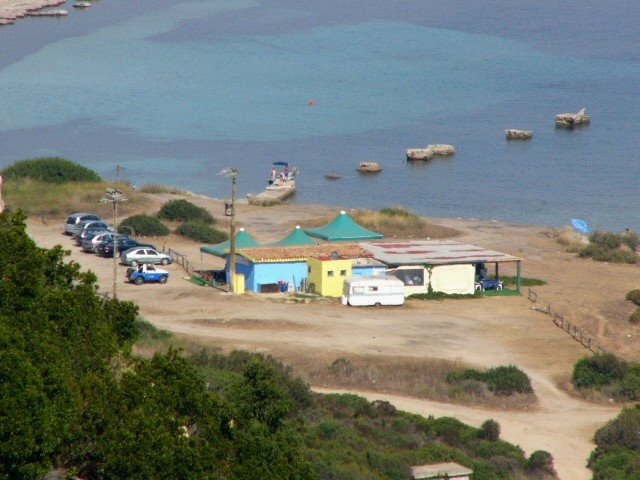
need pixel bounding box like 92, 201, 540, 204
0, 0, 65, 25
25, 192, 640, 480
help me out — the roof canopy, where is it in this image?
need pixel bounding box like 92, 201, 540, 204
269, 226, 317, 247
200, 228, 260, 257
238, 243, 372, 263
359, 240, 521, 266
305, 211, 383, 242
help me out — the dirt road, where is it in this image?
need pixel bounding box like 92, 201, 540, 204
27, 197, 637, 480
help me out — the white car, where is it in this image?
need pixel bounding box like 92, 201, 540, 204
81, 232, 116, 252
121, 247, 173, 267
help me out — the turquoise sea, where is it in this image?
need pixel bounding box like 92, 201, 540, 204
0, 0, 639, 229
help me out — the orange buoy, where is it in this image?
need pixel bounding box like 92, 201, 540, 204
308, 99, 316, 106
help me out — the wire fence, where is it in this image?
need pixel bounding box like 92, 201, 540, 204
164, 247, 194, 276
528, 288, 607, 355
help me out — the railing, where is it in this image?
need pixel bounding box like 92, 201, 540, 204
165, 247, 194, 276
528, 288, 607, 354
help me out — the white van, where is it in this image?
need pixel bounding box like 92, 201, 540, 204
341, 275, 405, 307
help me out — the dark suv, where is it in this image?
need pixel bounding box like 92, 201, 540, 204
96, 237, 154, 257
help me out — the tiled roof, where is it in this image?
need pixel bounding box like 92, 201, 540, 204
238, 243, 373, 262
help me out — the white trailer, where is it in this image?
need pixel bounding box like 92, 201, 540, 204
341, 275, 405, 307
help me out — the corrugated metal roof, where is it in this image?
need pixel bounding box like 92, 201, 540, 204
238, 243, 373, 262
360, 240, 520, 266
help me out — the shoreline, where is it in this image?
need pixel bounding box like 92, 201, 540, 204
0, 0, 66, 25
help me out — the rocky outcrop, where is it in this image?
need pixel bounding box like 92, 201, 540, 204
73, 2, 91, 8
324, 173, 342, 180
0, 0, 67, 25
427, 144, 456, 156
406, 147, 434, 161
555, 108, 590, 128
356, 162, 382, 173
506, 129, 533, 140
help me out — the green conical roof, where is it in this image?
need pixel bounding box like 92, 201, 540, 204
305, 211, 383, 242
269, 226, 317, 247
200, 228, 260, 257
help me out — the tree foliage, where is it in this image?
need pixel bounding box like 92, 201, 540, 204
158, 199, 215, 224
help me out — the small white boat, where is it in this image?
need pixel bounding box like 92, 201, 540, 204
247, 161, 299, 205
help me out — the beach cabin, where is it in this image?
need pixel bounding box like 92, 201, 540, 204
341, 275, 405, 306
411, 462, 473, 480
307, 255, 353, 297
360, 240, 521, 296
226, 244, 373, 294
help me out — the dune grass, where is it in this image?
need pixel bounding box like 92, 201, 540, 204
3, 178, 150, 217
139, 183, 186, 195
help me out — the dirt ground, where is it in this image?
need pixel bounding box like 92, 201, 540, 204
26, 194, 640, 480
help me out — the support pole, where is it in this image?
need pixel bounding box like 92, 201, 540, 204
516, 261, 521, 293
229, 173, 237, 293
113, 201, 118, 299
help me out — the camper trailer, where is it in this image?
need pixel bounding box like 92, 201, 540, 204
341, 275, 405, 307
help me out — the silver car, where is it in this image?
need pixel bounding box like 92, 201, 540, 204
64, 213, 102, 235
121, 247, 173, 267
74, 221, 113, 244
81, 232, 116, 252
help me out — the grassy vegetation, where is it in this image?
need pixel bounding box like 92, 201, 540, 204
139, 183, 186, 195
176, 221, 228, 243
2, 157, 101, 183
351, 206, 461, 238
492, 276, 547, 287
409, 291, 481, 301
578, 231, 639, 264
2, 178, 149, 217
572, 353, 640, 402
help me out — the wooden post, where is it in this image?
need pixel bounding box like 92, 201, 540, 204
516, 261, 521, 293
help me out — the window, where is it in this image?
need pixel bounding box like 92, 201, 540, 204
308, 266, 311, 274
146, 249, 158, 255
340, 270, 347, 276
367, 286, 379, 292
353, 286, 364, 294
327, 270, 334, 277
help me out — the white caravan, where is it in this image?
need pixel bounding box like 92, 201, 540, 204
341, 275, 405, 307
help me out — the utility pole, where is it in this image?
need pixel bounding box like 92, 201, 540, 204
219, 168, 238, 293
101, 188, 127, 299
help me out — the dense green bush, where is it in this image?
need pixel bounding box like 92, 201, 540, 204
176, 221, 228, 243
119, 214, 170, 236
447, 365, 533, 396
573, 353, 628, 389
589, 407, 640, 479
479, 419, 501, 441
630, 308, 640, 324
2, 157, 101, 183
158, 199, 215, 223
579, 231, 639, 264
626, 289, 640, 306
525, 450, 556, 475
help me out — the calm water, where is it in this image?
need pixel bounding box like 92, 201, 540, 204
0, 0, 639, 229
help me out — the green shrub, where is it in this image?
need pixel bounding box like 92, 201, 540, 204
447, 366, 532, 396
579, 231, 639, 264
618, 364, 640, 401
2, 157, 101, 183
119, 214, 170, 236
158, 199, 215, 223
626, 289, 640, 306
573, 354, 628, 389
478, 419, 500, 441
175, 221, 228, 243
525, 450, 555, 475
594, 405, 640, 450
630, 308, 640, 324
409, 291, 480, 301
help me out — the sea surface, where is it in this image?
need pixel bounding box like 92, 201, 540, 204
1, 0, 639, 229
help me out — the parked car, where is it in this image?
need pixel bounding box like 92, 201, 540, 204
95, 237, 151, 257
121, 247, 173, 267
73, 220, 113, 242
81, 232, 115, 253
74, 223, 113, 245
126, 264, 169, 284
64, 213, 102, 235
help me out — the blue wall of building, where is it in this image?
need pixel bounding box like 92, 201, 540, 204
352, 265, 386, 277
226, 257, 308, 292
